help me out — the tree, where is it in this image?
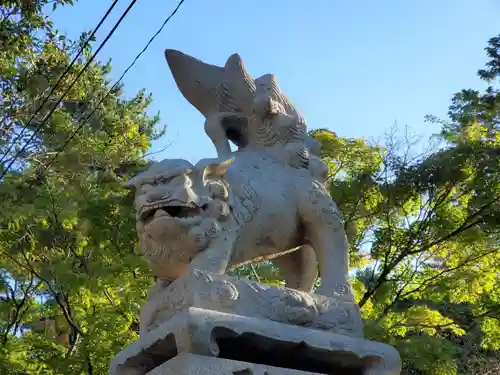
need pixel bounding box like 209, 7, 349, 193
310, 35, 499, 375
0, 2, 163, 373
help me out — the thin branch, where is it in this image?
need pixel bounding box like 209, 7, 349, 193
390, 321, 457, 330
9, 248, 86, 337
359, 194, 499, 308
250, 264, 261, 282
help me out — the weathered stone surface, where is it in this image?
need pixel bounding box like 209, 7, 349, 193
109, 308, 401, 375
146, 353, 325, 375
140, 269, 363, 338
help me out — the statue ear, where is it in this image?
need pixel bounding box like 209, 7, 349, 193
123, 177, 137, 190
202, 158, 233, 181
123, 170, 147, 190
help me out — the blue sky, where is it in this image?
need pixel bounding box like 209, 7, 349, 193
51, 0, 500, 163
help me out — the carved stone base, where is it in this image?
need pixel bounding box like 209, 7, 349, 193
109, 308, 401, 375
140, 269, 363, 338
146, 353, 325, 375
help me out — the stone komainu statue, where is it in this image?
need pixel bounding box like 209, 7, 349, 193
111, 50, 402, 375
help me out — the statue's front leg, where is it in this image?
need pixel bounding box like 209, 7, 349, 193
188, 229, 237, 275
298, 183, 354, 301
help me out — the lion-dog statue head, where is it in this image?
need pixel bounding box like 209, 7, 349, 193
124, 158, 233, 281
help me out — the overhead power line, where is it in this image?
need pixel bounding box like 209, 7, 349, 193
41, 0, 186, 173
0, 0, 138, 180
0, 0, 120, 166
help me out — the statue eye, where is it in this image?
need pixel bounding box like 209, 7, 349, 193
156, 175, 175, 184
157, 177, 168, 184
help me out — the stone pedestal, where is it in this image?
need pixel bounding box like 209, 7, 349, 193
109, 271, 401, 375
140, 270, 363, 338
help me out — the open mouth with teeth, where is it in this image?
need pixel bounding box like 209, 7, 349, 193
140, 202, 205, 224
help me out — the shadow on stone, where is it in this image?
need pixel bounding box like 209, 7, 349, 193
213, 327, 365, 375
117, 333, 178, 374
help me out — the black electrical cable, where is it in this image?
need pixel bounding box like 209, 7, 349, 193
0, 0, 138, 180
42, 0, 186, 172
0, 0, 120, 166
